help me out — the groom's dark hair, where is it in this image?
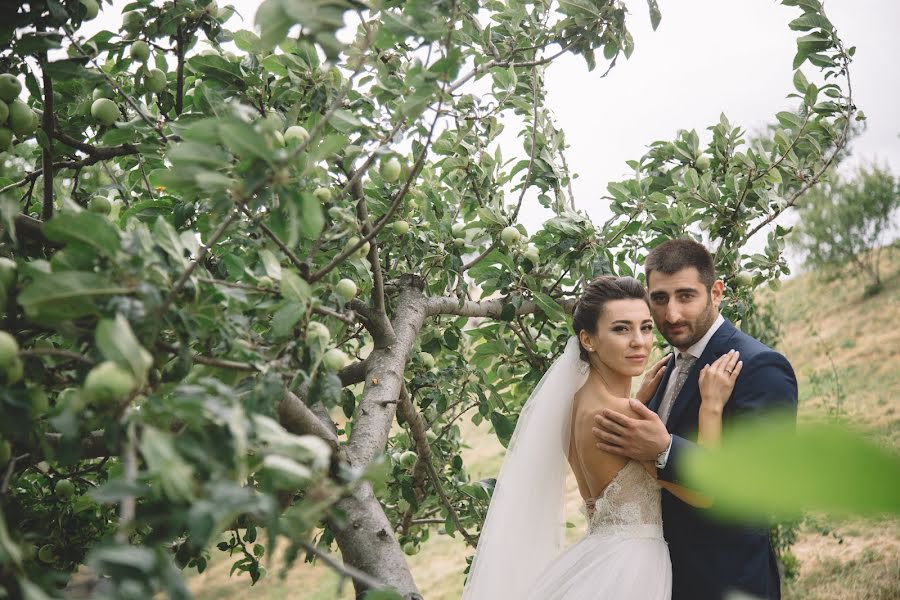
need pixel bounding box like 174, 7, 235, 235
645, 239, 716, 290
573, 276, 649, 363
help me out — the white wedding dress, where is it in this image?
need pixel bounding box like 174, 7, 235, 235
461, 336, 671, 599
525, 461, 672, 599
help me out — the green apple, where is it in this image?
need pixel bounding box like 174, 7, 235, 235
523, 245, 539, 264
0, 440, 10, 465
82, 361, 136, 408
695, 155, 711, 171
130, 40, 151, 63
88, 195, 111, 214
335, 278, 357, 301
0, 257, 16, 290
0, 99, 8, 124
90, 98, 119, 126
37, 544, 55, 563
380, 157, 402, 183
451, 223, 465, 237
500, 225, 521, 247
0, 127, 11, 151
92, 84, 114, 100
0, 331, 18, 369
322, 347, 348, 371
0, 74, 21, 102
122, 11, 142, 30
313, 186, 331, 202
58, 387, 85, 412
398, 450, 418, 468
8, 100, 35, 136
5, 357, 23, 384
29, 386, 49, 416
305, 321, 330, 346
284, 125, 310, 145
344, 236, 370, 259
392, 220, 409, 235
144, 68, 167, 94
418, 351, 435, 369
402, 542, 419, 556
453, 237, 466, 248
80, 0, 99, 20
271, 130, 285, 148
55, 478, 76, 499
734, 270, 754, 287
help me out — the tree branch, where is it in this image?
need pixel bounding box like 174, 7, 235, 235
40, 53, 54, 221
397, 386, 477, 547
424, 294, 576, 319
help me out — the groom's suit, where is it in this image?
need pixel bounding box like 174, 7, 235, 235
649, 318, 797, 600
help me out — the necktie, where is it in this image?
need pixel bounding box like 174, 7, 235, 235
658, 353, 698, 425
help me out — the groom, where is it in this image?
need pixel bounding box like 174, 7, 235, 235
592, 239, 797, 600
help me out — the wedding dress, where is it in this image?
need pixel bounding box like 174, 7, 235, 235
525, 460, 671, 599
462, 336, 672, 599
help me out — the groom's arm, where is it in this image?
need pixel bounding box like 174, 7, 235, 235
659, 350, 798, 484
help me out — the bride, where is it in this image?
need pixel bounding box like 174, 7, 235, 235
461, 276, 742, 599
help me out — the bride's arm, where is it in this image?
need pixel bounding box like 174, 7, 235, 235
655, 351, 743, 507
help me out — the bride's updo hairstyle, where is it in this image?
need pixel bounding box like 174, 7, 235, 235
572, 276, 650, 363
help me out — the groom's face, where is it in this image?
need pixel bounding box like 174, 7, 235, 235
647, 267, 723, 351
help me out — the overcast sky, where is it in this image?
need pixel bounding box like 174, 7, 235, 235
84, 0, 900, 273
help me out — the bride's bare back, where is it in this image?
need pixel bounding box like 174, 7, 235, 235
567, 378, 655, 503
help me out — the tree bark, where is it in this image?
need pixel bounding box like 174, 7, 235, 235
330, 276, 428, 598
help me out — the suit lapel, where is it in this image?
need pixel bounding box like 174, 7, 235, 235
665, 319, 738, 430
648, 353, 676, 413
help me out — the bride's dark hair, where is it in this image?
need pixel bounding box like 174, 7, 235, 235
572, 276, 650, 363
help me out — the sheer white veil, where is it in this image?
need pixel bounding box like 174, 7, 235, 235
462, 335, 590, 599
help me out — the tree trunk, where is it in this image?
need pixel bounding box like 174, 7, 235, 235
332, 277, 429, 597
330, 483, 422, 599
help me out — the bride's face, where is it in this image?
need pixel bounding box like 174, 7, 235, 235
586, 299, 654, 377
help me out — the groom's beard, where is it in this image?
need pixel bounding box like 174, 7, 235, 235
659, 294, 717, 351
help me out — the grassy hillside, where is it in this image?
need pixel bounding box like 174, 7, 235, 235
188, 247, 900, 600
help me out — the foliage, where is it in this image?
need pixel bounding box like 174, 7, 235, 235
0, 0, 855, 597
681, 414, 900, 520
792, 165, 899, 294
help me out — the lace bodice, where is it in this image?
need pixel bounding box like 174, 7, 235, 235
582, 461, 663, 538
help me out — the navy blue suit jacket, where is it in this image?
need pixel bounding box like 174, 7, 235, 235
649, 318, 798, 600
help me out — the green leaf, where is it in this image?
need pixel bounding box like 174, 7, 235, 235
95, 313, 153, 383
646, 0, 662, 30
788, 13, 832, 31
18, 272, 129, 323
232, 30, 264, 54
259, 249, 282, 280
271, 302, 304, 337
297, 191, 324, 239
682, 415, 900, 520
280, 270, 310, 304
140, 427, 195, 502
490, 411, 516, 448
218, 120, 272, 163
42, 211, 121, 257
531, 291, 567, 323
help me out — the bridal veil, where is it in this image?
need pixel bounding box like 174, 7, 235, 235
462, 335, 590, 599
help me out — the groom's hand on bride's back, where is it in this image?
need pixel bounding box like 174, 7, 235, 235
592, 400, 670, 461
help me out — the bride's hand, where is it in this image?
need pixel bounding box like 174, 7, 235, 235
698, 350, 743, 412
634, 356, 670, 404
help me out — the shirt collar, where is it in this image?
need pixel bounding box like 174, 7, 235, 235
679, 313, 725, 361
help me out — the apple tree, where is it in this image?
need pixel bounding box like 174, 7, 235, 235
0, 0, 855, 598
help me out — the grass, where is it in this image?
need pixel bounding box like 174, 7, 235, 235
188, 247, 900, 599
